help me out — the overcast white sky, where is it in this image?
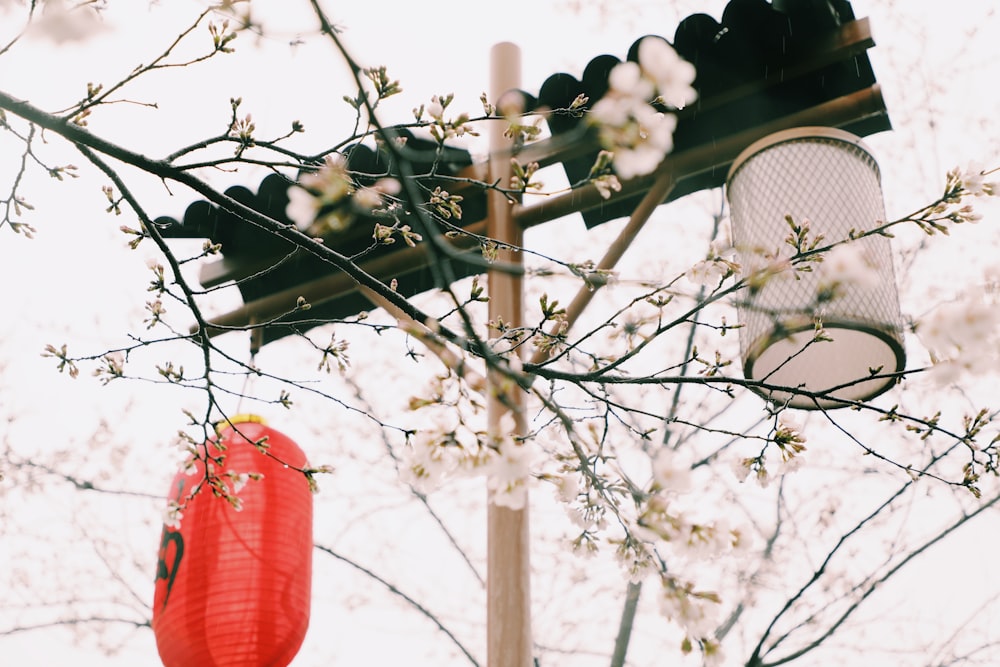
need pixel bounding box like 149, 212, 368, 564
2, 1, 1000, 666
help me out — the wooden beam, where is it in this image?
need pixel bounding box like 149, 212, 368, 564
513, 83, 887, 229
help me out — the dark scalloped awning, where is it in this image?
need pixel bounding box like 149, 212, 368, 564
155, 0, 889, 346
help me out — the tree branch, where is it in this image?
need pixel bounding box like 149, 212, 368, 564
315, 543, 480, 666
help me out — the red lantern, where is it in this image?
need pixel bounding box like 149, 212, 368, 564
152, 415, 313, 667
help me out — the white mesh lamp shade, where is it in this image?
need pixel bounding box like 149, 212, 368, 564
726, 127, 905, 410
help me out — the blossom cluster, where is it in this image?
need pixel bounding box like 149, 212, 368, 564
400, 382, 533, 510
418, 93, 478, 142
554, 449, 741, 660
731, 418, 807, 488
815, 243, 881, 298
687, 240, 740, 288
950, 162, 996, 199
161, 459, 267, 527
643, 450, 748, 663
908, 162, 996, 236
25, 0, 111, 44
913, 164, 999, 383
285, 155, 400, 238
401, 342, 755, 667
916, 275, 1000, 384
588, 37, 697, 180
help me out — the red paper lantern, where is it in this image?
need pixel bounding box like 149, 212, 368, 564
152, 416, 313, 667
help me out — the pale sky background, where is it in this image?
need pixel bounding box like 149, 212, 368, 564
1, 1, 1000, 666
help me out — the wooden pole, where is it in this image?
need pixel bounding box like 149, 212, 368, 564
487, 41, 531, 667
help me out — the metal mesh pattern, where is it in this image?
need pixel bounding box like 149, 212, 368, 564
727, 129, 905, 408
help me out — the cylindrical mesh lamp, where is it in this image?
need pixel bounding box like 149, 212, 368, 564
726, 127, 905, 409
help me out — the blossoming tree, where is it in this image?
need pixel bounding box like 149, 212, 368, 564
2, 1, 1000, 666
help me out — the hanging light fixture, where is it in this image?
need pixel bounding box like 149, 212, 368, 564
152, 415, 313, 667
727, 127, 905, 409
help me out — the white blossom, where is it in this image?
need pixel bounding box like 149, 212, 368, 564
729, 524, 753, 553
228, 472, 251, 494
730, 456, 753, 483
399, 428, 459, 494
658, 578, 720, 639
590, 91, 678, 179
375, 177, 401, 196
567, 507, 592, 530
587, 37, 696, 180
105, 351, 124, 375
959, 162, 996, 196
353, 187, 383, 211
299, 155, 350, 194
287, 155, 354, 235
555, 472, 580, 503
919, 296, 997, 356
607, 61, 654, 100
816, 243, 881, 293
613, 140, 671, 181
637, 37, 697, 108
486, 436, 534, 510
286, 186, 318, 231
917, 288, 1000, 382
651, 449, 693, 493
740, 244, 795, 288
687, 259, 725, 287
356, 177, 401, 211
590, 93, 632, 127
755, 465, 771, 489
702, 639, 726, 667
593, 173, 622, 200
783, 455, 805, 474
616, 541, 657, 583
426, 95, 445, 121
569, 534, 599, 559
682, 521, 735, 559
162, 501, 184, 530
29, 0, 110, 44
687, 241, 739, 287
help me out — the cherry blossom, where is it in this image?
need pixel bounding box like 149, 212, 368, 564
957, 162, 996, 197
917, 283, 1000, 383
485, 436, 534, 510
591, 95, 676, 180
637, 37, 697, 109
687, 241, 740, 287
28, 0, 110, 44
816, 243, 881, 294
651, 449, 693, 493
285, 155, 354, 235
426, 95, 445, 121
398, 425, 462, 494
587, 36, 696, 180
285, 186, 319, 232
162, 501, 184, 530
658, 575, 721, 639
